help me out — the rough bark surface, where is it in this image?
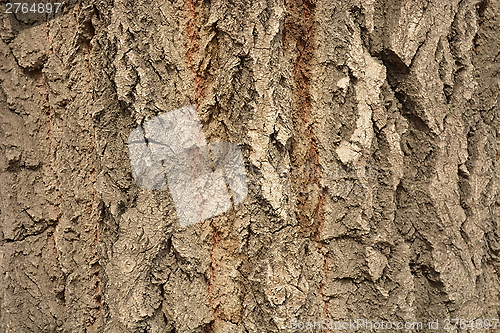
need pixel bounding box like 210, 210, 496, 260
1, 0, 500, 332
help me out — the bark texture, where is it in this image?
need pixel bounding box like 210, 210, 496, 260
1, 0, 500, 332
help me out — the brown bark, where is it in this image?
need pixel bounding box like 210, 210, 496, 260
1, 0, 500, 332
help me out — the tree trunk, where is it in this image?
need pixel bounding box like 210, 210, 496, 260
1, 0, 500, 332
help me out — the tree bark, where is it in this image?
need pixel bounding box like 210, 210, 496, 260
1, 0, 500, 332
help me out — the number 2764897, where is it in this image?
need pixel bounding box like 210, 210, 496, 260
5, 3, 62, 14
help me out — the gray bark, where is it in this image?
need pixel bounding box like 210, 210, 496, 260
1, 0, 500, 332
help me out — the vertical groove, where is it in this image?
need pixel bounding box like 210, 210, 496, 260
184, 0, 220, 328
285, 0, 329, 317
185, 0, 206, 106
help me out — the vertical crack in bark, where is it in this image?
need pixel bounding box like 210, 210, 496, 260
285, 0, 329, 316
184, 0, 220, 326
208, 221, 220, 324
39, 23, 67, 310
68, 8, 103, 326
80, 12, 103, 326
185, 0, 205, 106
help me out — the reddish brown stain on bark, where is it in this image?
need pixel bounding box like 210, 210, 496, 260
284, 0, 320, 232
184, 0, 221, 326
284, 0, 329, 316
185, 0, 207, 106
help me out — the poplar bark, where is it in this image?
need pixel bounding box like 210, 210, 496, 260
1, 0, 500, 332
